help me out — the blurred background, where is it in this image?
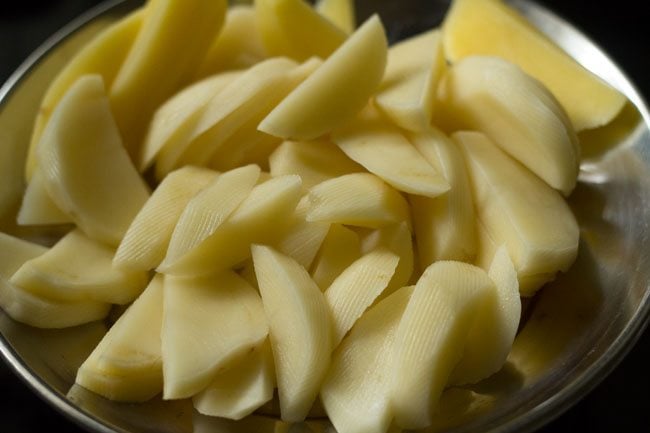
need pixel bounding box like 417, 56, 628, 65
0, 0, 648, 432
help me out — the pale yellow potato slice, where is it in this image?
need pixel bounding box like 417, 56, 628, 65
160, 165, 260, 269
11, 229, 148, 305
390, 261, 493, 429
159, 175, 302, 276
75, 275, 164, 402
316, 0, 356, 34
442, 0, 626, 131
109, 0, 227, 158
252, 245, 332, 422
306, 173, 411, 229
0, 232, 110, 328
259, 15, 387, 140
325, 248, 399, 346
269, 139, 363, 190
36, 75, 150, 247
439, 56, 580, 195
140, 71, 241, 171
332, 106, 449, 197
454, 131, 579, 295
162, 271, 268, 399
195, 5, 267, 78
321, 286, 413, 433
26, 9, 144, 180
193, 340, 275, 420
310, 224, 361, 290
375, 29, 445, 132
17, 171, 72, 226
451, 246, 521, 385
276, 196, 331, 269
114, 166, 218, 272
255, 0, 346, 61
361, 222, 414, 295
408, 127, 476, 266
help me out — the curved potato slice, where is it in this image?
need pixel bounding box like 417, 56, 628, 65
17, 171, 72, 226
361, 222, 414, 295
310, 224, 361, 291
316, 0, 356, 34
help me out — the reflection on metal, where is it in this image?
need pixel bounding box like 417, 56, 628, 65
0, 0, 649, 432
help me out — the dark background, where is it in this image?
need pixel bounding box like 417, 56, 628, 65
0, 0, 649, 432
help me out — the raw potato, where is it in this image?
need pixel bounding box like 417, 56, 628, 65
195, 5, 267, 79
439, 55, 580, 195
375, 29, 445, 132
307, 173, 411, 229
0, 232, 110, 328
162, 271, 268, 399
390, 261, 493, 429
409, 127, 476, 266
311, 224, 362, 290
451, 246, 521, 385
159, 175, 302, 276
114, 166, 218, 272
454, 131, 579, 295
193, 340, 275, 420
259, 15, 388, 140
316, 0, 355, 34
17, 171, 72, 226
252, 245, 332, 422
26, 9, 144, 180
36, 75, 150, 247
75, 275, 164, 402
160, 165, 260, 269
109, 0, 227, 158
325, 248, 400, 346
269, 139, 363, 190
361, 222, 414, 295
442, 0, 626, 131
321, 286, 413, 433
333, 105, 449, 197
10, 229, 148, 304
256, 0, 347, 61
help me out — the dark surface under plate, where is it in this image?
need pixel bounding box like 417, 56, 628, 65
0, 0, 649, 432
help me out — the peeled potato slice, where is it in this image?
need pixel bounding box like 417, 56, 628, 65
269, 139, 362, 190
276, 196, 331, 269
310, 224, 362, 290
256, 0, 346, 61
375, 29, 445, 132
109, 0, 227, 158
26, 8, 144, 180
160, 165, 260, 269
162, 271, 268, 399
442, 0, 626, 131
390, 261, 493, 429
316, 0, 356, 34
361, 222, 414, 295
36, 75, 150, 247
75, 275, 164, 402
307, 173, 411, 229
259, 15, 388, 140
140, 71, 241, 170
160, 175, 302, 276
321, 286, 413, 433
325, 248, 399, 346
451, 246, 521, 385
193, 340, 275, 420
0, 233, 110, 328
332, 106, 449, 197
252, 245, 332, 422
17, 171, 72, 226
114, 166, 218, 272
454, 131, 579, 295
10, 229, 148, 305
409, 127, 476, 266
439, 55, 580, 195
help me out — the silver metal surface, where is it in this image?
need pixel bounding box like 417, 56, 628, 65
0, 1, 648, 432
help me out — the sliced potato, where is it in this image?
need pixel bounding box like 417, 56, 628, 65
361, 222, 414, 295
17, 171, 72, 226
310, 224, 362, 290
316, 0, 356, 34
